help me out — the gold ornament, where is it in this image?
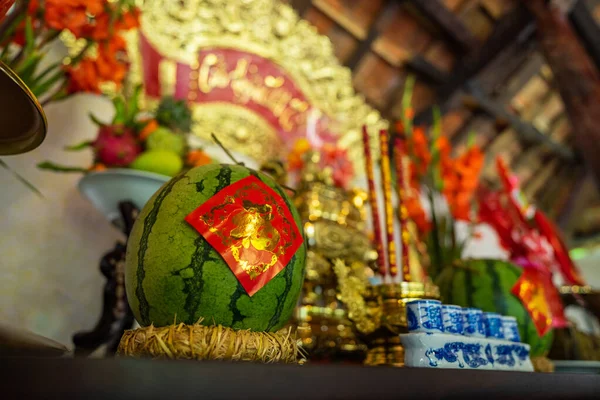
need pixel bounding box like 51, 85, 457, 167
334, 260, 440, 366
122, 0, 387, 169
293, 153, 376, 357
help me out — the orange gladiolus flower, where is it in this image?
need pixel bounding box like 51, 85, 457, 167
87, 7, 140, 41
186, 150, 212, 167
409, 126, 431, 178
435, 136, 452, 160
116, 8, 141, 30
65, 59, 101, 93
45, 0, 139, 40
395, 120, 405, 134
98, 34, 128, 79
65, 34, 129, 93
7, 0, 40, 46
441, 144, 484, 221
45, 0, 105, 38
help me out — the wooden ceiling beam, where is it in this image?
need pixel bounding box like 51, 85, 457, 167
289, 0, 313, 17
344, 0, 399, 70
407, 0, 480, 52
405, 55, 449, 85
464, 81, 576, 161
495, 52, 546, 104
414, 3, 534, 125
436, 4, 534, 100
569, 0, 600, 70
476, 29, 537, 95
556, 166, 588, 231
527, 0, 600, 189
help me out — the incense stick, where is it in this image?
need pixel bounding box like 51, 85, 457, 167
362, 126, 387, 276
394, 137, 411, 282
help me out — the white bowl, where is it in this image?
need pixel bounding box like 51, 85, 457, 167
78, 169, 170, 226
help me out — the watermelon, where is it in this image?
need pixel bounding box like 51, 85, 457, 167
436, 259, 554, 356
125, 163, 307, 331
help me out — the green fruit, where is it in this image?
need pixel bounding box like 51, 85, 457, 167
146, 127, 186, 156
436, 259, 554, 357
125, 164, 307, 331
130, 150, 183, 177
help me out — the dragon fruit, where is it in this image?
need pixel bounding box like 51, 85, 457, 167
93, 125, 141, 167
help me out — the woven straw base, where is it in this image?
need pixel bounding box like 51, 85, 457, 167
117, 322, 304, 364
531, 356, 555, 373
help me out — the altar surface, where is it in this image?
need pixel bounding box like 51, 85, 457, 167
2, 357, 599, 399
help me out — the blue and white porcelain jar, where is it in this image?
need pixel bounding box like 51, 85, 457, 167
483, 312, 505, 339
502, 316, 521, 343
462, 308, 486, 338
406, 300, 443, 333
441, 305, 464, 335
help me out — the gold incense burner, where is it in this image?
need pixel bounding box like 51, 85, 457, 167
293, 152, 376, 360
335, 261, 439, 366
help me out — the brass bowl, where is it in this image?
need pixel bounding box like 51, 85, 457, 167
0, 61, 47, 155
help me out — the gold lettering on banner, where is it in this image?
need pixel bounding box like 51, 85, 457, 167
196, 53, 309, 132
159, 59, 177, 97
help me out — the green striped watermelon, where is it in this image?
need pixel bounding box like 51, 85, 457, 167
436, 259, 554, 357
125, 163, 307, 332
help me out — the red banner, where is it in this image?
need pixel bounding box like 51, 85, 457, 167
139, 34, 337, 149
185, 176, 303, 296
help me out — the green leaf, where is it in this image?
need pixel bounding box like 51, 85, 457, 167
0, 46, 9, 62
89, 112, 106, 127
0, 15, 25, 60
432, 106, 442, 140
126, 85, 143, 124
64, 141, 93, 151
24, 16, 35, 54
401, 75, 416, 138
30, 68, 64, 98
37, 161, 88, 173
47, 86, 70, 104
427, 190, 443, 280
14, 53, 42, 84
112, 96, 126, 125
31, 61, 62, 86
467, 130, 476, 147
0, 159, 44, 198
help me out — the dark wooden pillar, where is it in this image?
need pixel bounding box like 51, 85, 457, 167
525, 0, 600, 187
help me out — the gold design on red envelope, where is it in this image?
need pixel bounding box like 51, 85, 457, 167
185, 176, 302, 296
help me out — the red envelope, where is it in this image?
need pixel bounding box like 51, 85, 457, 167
511, 268, 556, 337
185, 176, 303, 296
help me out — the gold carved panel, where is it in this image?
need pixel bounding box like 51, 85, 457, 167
125, 0, 388, 170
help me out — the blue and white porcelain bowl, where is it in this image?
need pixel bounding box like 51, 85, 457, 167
406, 300, 443, 333
502, 316, 521, 343
441, 305, 464, 335
462, 308, 486, 338
483, 312, 505, 339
